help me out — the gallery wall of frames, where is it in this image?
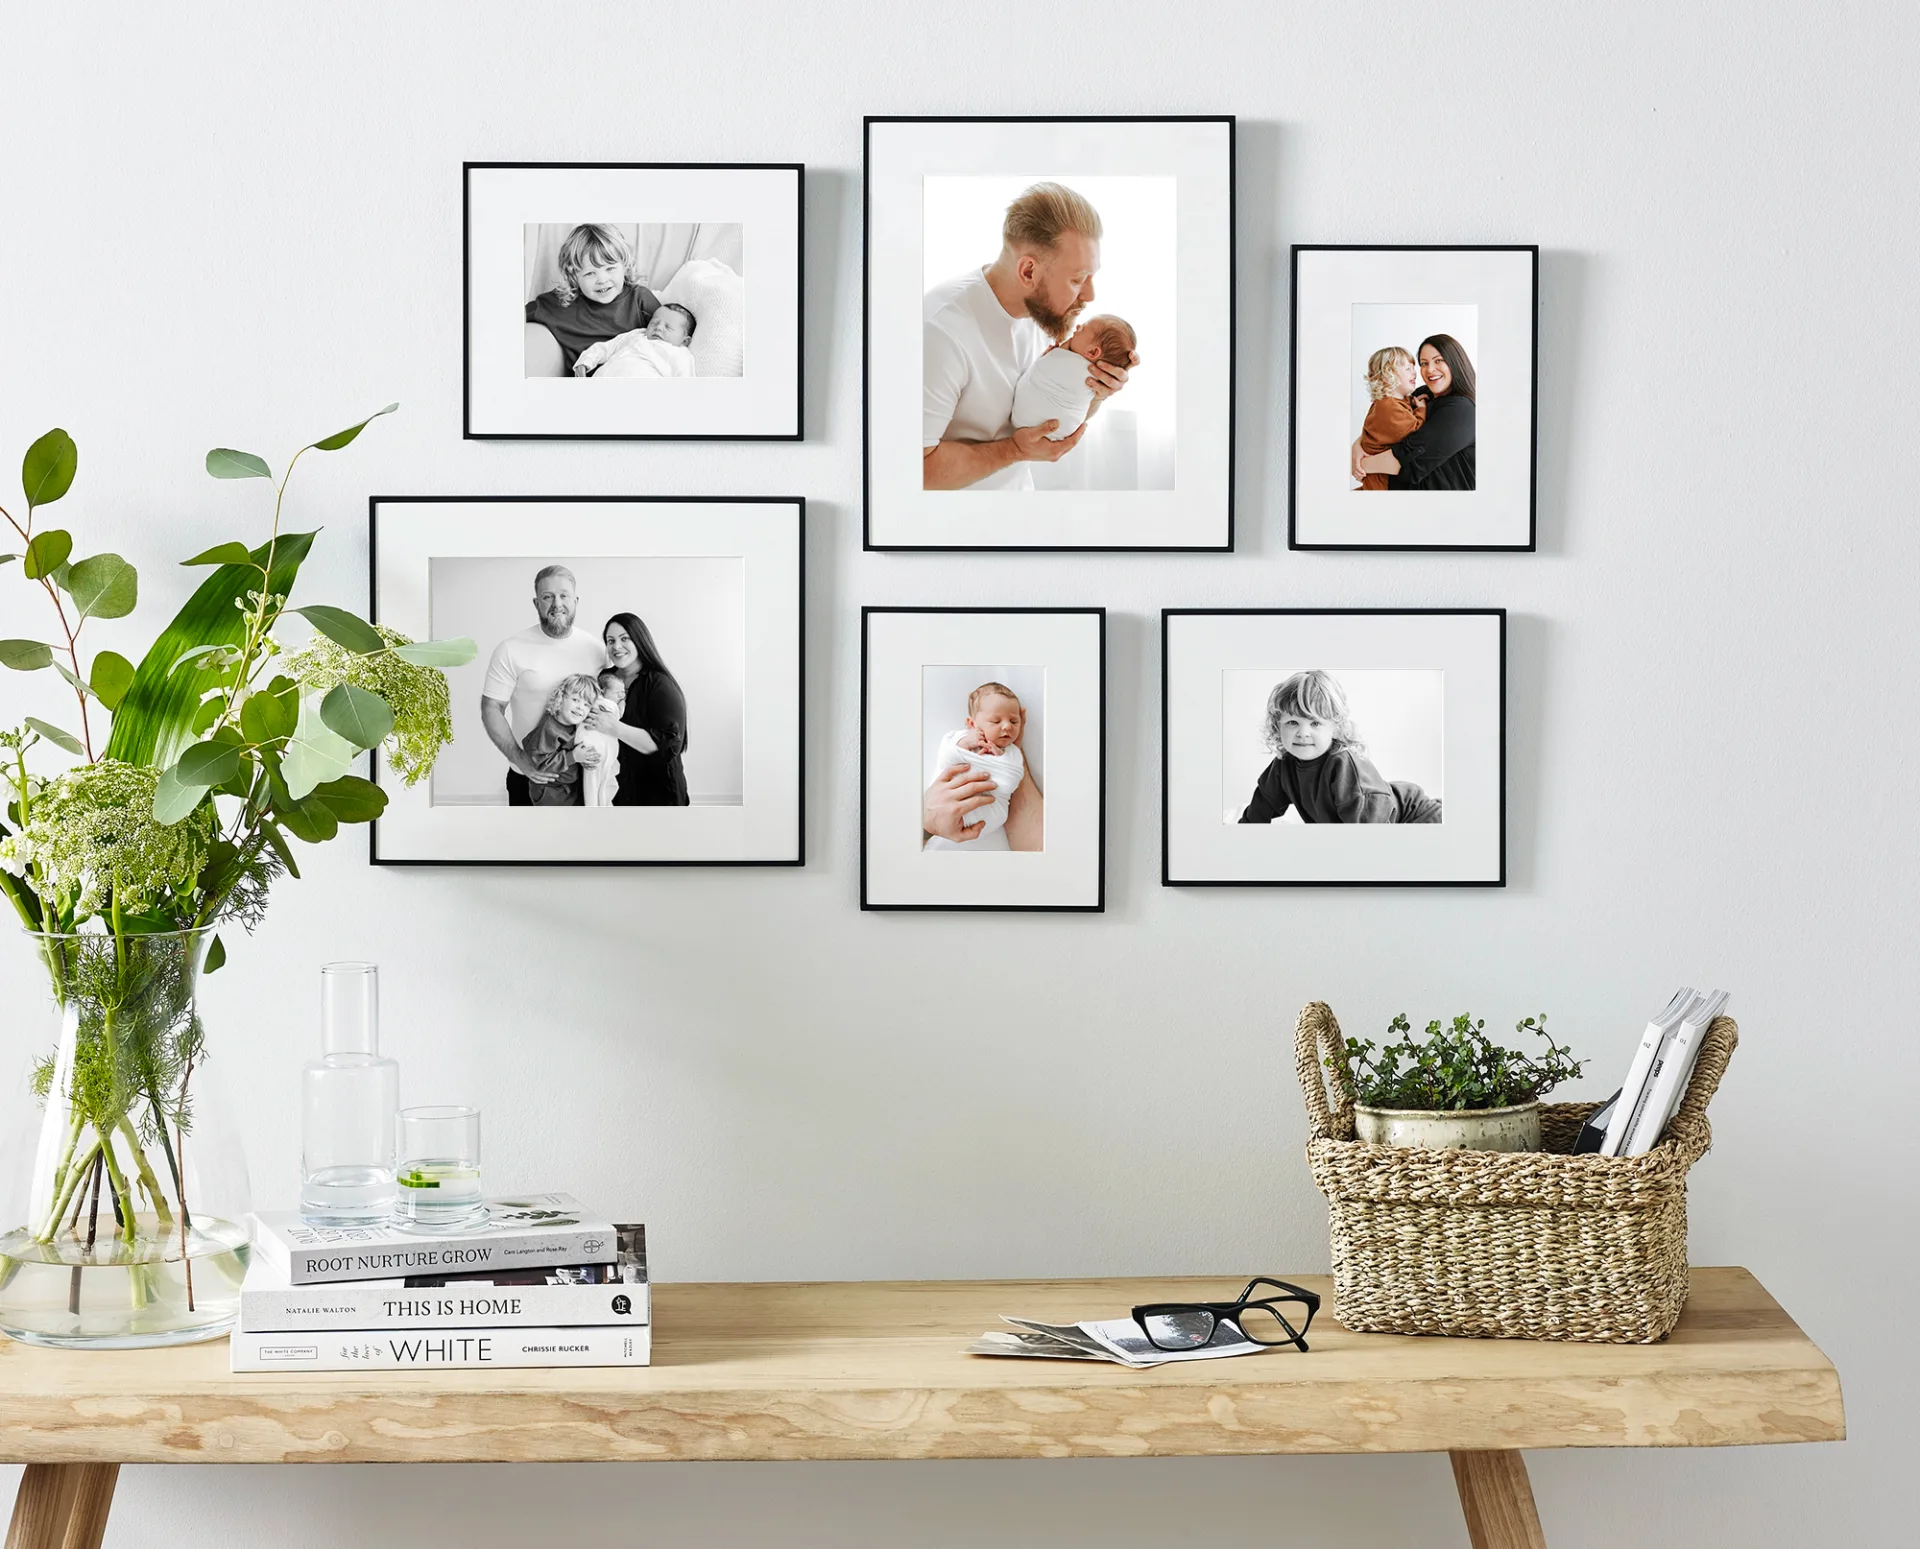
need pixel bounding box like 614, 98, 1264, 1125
429, 118, 1537, 905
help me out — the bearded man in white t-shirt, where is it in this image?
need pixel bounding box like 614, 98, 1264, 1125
479, 564, 611, 806
922, 182, 1136, 491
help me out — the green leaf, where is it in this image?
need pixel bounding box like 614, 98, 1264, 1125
174, 739, 242, 787
181, 542, 256, 568
0, 639, 53, 671
312, 774, 387, 823
89, 649, 136, 710
22, 717, 84, 755
202, 934, 227, 975
239, 685, 297, 745
66, 553, 137, 619
151, 763, 210, 826
22, 529, 71, 580
291, 604, 384, 654
104, 530, 314, 769
271, 777, 339, 844
22, 429, 77, 509
53, 662, 94, 700
392, 637, 478, 667
310, 402, 398, 453
190, 695, 224, 734
0, 554, 14, 566
205, 448, 272, 480
259, 819, 301, 879
320, 683, 393, 749
281, 695, 357, 800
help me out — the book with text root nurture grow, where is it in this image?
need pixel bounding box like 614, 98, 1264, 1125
240, 1225, 647, 1332
250, 1193, 616, 1285
230, 1323, 651, 1371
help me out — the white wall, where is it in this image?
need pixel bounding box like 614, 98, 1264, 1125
2, 4, 1913, 1546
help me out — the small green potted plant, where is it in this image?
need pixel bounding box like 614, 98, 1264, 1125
1329, 1013, 1585, 1153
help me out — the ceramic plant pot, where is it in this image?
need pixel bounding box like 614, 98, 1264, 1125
1352, 1100, 1543, 1153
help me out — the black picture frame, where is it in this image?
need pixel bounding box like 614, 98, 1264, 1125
462, 161, 805, 442
1161, 607, 1507, 887
862, 116, 1236, 553
368, 495, 805, 867
860, 606, 1107, 912
1287, 244, 1538, 553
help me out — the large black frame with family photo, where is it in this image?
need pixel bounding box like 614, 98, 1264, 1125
1287, 244, 1538, 553
862, 115, 1237, 554
366, 495, 805, 868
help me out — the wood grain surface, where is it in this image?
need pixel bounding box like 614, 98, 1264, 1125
0, 1268, 1843, 1466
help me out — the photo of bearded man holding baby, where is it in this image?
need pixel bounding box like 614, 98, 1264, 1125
921, 182, 1137, 491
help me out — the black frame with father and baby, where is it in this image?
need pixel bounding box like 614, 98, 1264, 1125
863, 116, 1236, 553
1288, 245, 1539, 552
367, 496, 804, 867
463, 161, 805, 441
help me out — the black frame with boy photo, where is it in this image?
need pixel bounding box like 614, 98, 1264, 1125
1162, 608, 1507, 888
1287, 244, 1538, 552
863, 115, 1236, 553
463, 161, 805, 442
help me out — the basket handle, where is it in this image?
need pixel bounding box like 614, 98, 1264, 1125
1295, 1001, 1355, 1141
1670, 1014, 1738, 1129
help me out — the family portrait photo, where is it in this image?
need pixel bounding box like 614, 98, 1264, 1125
921, 664, 1046, 854
523, 222, 745, 381
1290, 246, 1536, 550
1349, 305, 1478, 492
865, 117, 1234, 551
921, 177, 1172, 495
1163, 610, 1505, 886
864, 609, 1104, 910
1220, 668, 1443, 825
430, 555, 744, 812
371, 498, 804, 865
465, 163, 802, 439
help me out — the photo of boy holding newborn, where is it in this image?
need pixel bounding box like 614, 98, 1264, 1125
573, 302, 699, 379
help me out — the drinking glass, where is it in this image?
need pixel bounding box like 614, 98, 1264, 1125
392, 1105, 486, 1231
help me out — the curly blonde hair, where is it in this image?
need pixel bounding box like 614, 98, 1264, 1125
1261, 670, 1364, 757
1365, 346, 1415, 403
551, 224, 641, 307
545, 674, 603, 718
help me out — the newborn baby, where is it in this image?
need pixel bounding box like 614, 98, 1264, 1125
932, 682, 1026, 838
573, 303, 698, 379
1011, 314, 1137, 441
575, 669, 626, 807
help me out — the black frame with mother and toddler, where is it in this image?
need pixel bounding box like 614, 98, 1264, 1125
1287, 244, 1538, 553
367, 495, 805, 868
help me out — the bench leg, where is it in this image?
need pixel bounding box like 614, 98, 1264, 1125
1450, 1450, 1548, 1549
5, 1464, 117, 1549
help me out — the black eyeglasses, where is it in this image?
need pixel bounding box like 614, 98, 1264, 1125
1131, 1277, 1321, 1353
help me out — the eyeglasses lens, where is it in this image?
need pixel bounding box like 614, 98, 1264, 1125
1231, 1303, 1301, 1345
1141, 1309, 1217, 1349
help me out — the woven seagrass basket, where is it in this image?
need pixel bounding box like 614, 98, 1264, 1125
1295, 1001, 1738, 1344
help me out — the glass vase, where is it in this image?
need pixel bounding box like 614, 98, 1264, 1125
0, 928, 251, 1348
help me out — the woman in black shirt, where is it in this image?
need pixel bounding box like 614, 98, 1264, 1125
586, 612, 690, 806
1353, 333, 1477, 491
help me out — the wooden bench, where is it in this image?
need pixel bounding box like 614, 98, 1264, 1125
0, 1266, 1843, 1549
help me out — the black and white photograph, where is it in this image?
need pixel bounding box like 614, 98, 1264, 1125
1290, 247, 1536, 550
465, 163, 802, 439
371, 497, 803, 865
864, 609, 1104, 910
1164, 610, 1504, 886
865, 117, 1234, 551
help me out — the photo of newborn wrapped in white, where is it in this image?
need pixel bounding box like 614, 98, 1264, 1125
922, 664, 1045, 853
523, 222, 746, 380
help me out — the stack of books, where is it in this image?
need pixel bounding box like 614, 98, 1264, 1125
232, 1192, 649, 1371
1578, 988, 1732, 1157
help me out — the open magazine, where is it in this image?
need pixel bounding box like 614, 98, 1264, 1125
968, 1314, 1273, 1368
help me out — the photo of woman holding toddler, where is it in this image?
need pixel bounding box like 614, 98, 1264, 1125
1351, 333, 1477, 492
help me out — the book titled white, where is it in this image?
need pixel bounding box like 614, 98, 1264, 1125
231, 1323, 651, 1371
1622, 989, 1728, 1156
251, 1193, 616, 1286
1599, 988, 1695, 1157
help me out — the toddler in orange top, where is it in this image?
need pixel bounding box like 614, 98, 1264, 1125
1355, 346, 1427, 491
